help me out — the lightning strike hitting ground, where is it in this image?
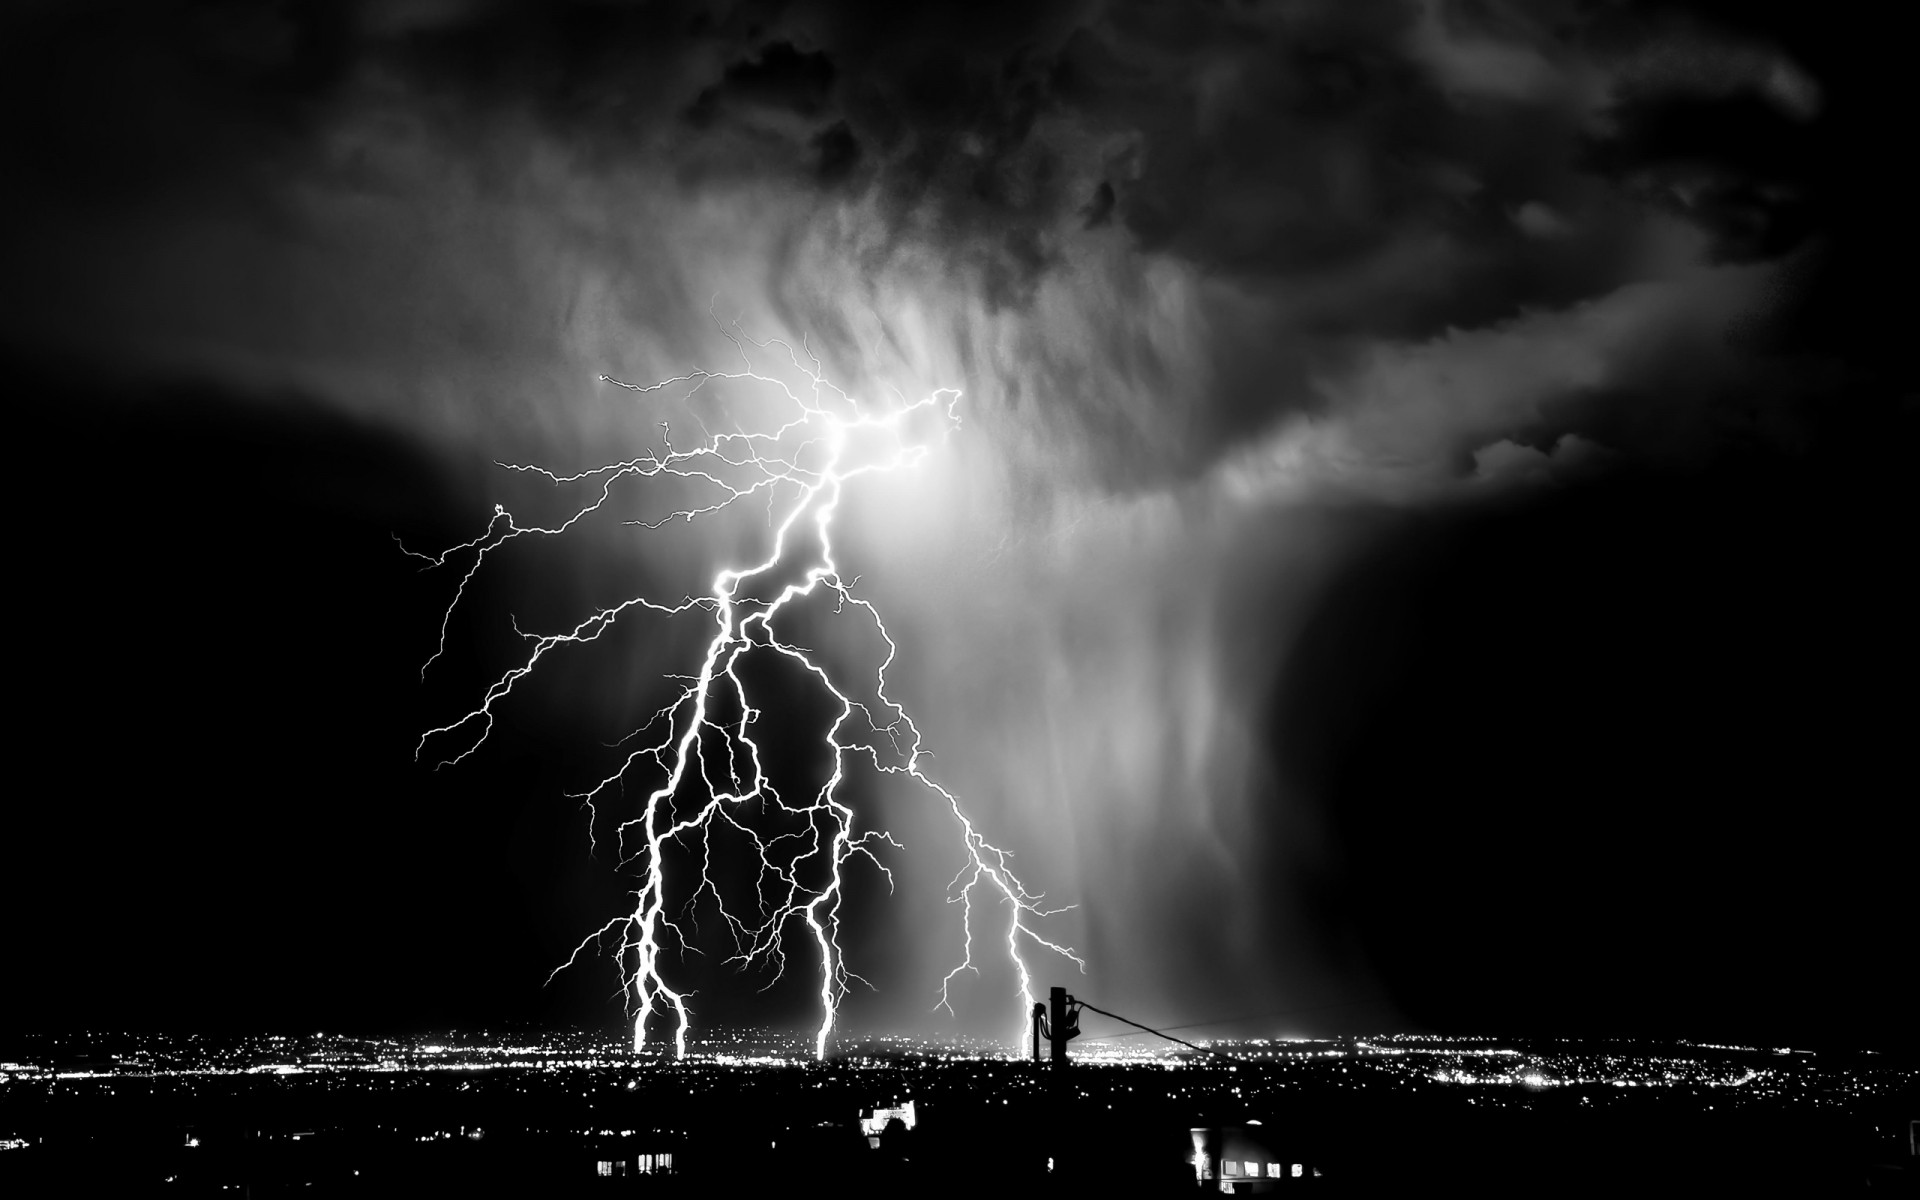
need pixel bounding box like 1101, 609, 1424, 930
403, 325, 1081, 1060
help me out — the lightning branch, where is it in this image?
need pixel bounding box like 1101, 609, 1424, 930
401, 321, 1081, 1060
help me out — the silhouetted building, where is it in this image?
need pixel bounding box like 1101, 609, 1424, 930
587, 1133, 678, 1181
858, 1100, 916, 1150
592, 1152, 674, 1178
1189, 1123, 1320, 1191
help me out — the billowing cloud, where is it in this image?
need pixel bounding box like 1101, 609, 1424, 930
2, 0, 1821, 488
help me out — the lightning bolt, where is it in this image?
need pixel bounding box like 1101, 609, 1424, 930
403, 320, 1081, 1060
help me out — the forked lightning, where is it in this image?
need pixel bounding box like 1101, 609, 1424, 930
403, 324, 1080, 1059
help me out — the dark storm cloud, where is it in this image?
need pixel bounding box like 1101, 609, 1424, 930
688, 41, 835, 125
766, 0, 1830, 464
2, 0, 1836, 493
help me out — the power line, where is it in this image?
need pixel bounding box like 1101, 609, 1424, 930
1074, 997, 1396, 1044
1070, 999, 1245, 1062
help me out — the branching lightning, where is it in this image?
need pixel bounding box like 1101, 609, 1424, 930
402, 322, 1081, 1060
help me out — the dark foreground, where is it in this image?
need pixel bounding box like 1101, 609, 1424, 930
1, 1034, 1913, 1196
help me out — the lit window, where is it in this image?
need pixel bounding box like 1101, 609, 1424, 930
596, 1162, 613, 1177
1292, 1164, 1304, 1178
1224, 1160, 1240, 1176
1267, 1163, 1282, 1177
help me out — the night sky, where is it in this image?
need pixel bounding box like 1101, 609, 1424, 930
4, 1, 1912, 1053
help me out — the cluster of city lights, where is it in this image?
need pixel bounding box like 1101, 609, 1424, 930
6, 1031, 1905, 1108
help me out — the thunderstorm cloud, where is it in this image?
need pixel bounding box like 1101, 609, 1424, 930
4, 0, 1881, 1039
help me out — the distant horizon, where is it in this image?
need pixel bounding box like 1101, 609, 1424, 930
6, 1025, 1907, 1058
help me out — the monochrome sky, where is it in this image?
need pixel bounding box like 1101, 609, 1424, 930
5, 0, 1911, 1050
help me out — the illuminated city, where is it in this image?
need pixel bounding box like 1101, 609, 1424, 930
2, 1028, 1914, 1191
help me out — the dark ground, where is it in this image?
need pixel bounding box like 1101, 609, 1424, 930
2, 1045, 1913, 1196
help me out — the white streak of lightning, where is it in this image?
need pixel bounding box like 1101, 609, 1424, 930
403, 322, 1081, 1060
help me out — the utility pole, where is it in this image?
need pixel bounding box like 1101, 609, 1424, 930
1041, 987, 1082, 1181
1049, 987, 1074, 1075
